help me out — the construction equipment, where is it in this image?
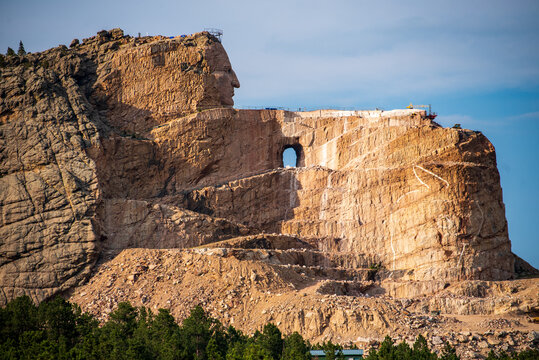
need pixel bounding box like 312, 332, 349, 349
406, 103, 437, 120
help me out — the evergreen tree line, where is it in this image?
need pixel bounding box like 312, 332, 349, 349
363, 336, 538, 360
1, 295, 537, 360
5, 41, 26, 57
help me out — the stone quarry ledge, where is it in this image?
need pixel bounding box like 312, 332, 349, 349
290, 108, 426, 119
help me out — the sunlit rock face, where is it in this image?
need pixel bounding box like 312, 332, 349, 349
93, 31, 240, 134
147, 108, 514, 283
0, 28, 517, 308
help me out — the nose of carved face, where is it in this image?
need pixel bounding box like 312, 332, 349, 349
214, 69, 240, 106
226, 70, 240, 106
231, 70, 240, 89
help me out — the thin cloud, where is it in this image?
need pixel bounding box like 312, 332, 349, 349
508, 111, 539, 121
234, 38, 539, 104
225, 1, 539, 105
436, 114, 480, 128
436, 112, 539, 132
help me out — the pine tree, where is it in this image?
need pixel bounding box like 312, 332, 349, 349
440, 342, 460, 360
283, 332, 310, 360
206, 337, 224, 360
17, 41, 26, 56
322, 340, 344, 360
6, 47, 15, 56
181, 305, 215, 359
259, 323, 283, 359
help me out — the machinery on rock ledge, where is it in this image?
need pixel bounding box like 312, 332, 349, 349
406, 103, 437, 119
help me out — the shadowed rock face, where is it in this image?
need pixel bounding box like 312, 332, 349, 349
0, 29, 523, 309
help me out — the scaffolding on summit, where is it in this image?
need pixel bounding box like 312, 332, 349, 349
204, 28, 223, 42
406, 103, 437, 120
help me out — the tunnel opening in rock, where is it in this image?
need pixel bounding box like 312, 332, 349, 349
282, 144, 303, 168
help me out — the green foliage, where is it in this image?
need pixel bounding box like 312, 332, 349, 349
243, 342, 273, 360
283, 332, 310, 360
365, 335, 448, 360
486, 350, 512, 360
181, 305, 221, 359
226, 341, 247, 360
7, 47, 15, 56
322, 340, 344, 360
367, 262, 383, 281
515, 349, 539, 360
18, 41, 26, 56
486, 349, 539, 360
38, 296, 77, 343
206, 337, 225, 360
0, 297, 231, 360
259, 323, 284, 359
0, 295, 39, 340
412, 335, 438, 360
2, 295, 538, 360
440, 342, 459, 360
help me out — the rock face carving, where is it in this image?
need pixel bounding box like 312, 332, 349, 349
93, 31, 240, 134
0, 28, 530, 336
0, 30, 241, 303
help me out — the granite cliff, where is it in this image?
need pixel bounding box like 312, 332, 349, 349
1, 29, 537, 358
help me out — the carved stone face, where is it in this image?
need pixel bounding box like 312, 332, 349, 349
206, 43, 240, 106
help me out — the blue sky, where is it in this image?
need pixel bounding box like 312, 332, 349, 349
2, 0, 538, 268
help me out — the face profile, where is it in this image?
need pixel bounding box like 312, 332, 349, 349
205, 42, 240, 106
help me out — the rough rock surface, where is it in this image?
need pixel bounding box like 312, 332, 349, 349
1, 29, 238, 303
1, 29, 537, 358
156, 108, 514, 282
70, 247, 539, 359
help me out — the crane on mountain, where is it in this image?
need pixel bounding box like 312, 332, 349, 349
406, 103, 437, 120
